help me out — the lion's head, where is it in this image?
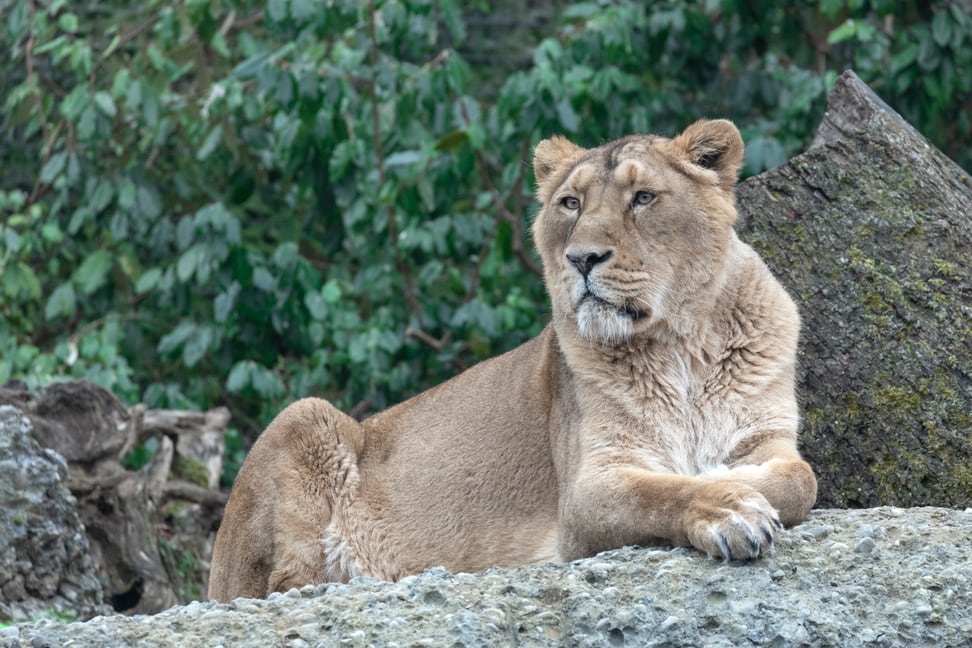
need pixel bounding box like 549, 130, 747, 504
531, 119, 745, 345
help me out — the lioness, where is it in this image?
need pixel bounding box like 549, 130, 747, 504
208, 119, 816, 602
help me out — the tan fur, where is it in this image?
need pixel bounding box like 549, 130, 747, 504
208, 119, 817, 602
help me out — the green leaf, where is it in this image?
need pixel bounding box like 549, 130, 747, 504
158, 321, 196, 355
44, 283, 76, 320
23, 263, 41, 299
135, 268, 162, 294
348, 332, 369, 364
176, 216, 194, 250
440, 0, 465, 40
268, 0, 289, 23
117, 178, 136, 210
890, 43, 918, 74
2, 262, 40, 299
58, 13, 78, 32
226, 360, 253, 392
304, 291, 329, 320
3, 227, 22, 252
555, 98, 579, 132
376, 329, 402, 354
77, 105, 97, 140
40, 152, 67, 184
41, 223, 63, 243
73, 250, 113, 294
232, 52, 271, 79
60, 86, 88, 119
290, 0, 316, 22
566, 2, 603, 18
93, 91, 117, 118
828, 20, 857, 45
136, 185, 161, 219
272, 241, 298, 268
931, 10, 952, 47
384, 150, 424, 168
214, 282, 240, 323
818, 0, 844, 20
34, 35, 67, 55
417, 175, 435, 211
68, 207, 92, 234
252, 267, 275, 292
65, 153, 81, 183
182, 325, 212, 367
197, 124, 223, 161
250, 364, 285, 399
177, 244, 206, 282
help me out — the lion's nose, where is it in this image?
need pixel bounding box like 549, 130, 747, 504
566, 250, 613, 277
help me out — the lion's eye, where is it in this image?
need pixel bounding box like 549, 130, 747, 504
632, 190, 655, 207
561, 196, 580, 210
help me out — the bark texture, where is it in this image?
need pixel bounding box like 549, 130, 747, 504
736, 70, 972, 508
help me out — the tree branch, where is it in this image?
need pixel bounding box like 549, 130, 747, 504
366, 0, 452, 353
162, 480, 228, 508
367, 0, 425, 329
406, 327, 451, 351
472, 137, 542, 278
24, 0, 49, 145
25, 0, 52, 207
454, 100, 540, 279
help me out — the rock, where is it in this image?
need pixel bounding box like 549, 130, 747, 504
0, 406, 109, 623
4, 508, 970, 646
737, 70, 972, 508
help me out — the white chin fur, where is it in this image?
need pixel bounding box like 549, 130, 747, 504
576, 301, 634, 344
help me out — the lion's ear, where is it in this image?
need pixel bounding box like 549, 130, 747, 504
533, 136, 584, 191
671, 119, 744, 190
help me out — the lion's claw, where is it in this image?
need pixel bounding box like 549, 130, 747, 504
685, 482, 781, 560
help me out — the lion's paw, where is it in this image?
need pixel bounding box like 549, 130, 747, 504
683, 482, 782, 560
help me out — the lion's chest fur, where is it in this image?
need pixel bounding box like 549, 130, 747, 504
568, 335, 756, 477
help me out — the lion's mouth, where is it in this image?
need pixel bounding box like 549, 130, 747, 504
582, 293, 648, 321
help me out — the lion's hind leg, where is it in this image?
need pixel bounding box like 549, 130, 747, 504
209, 398, 366, 601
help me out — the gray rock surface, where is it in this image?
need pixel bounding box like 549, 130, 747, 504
0, 406, 109, 623
5, 507, 969, 647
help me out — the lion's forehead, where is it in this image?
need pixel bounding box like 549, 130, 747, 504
564, 139, 676, 195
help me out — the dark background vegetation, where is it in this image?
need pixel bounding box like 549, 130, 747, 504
2, 0, 970, 481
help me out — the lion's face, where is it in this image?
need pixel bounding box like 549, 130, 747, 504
531, 120, 744, 344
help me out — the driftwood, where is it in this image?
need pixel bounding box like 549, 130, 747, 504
0, 381, 228, 614
737, 70, 972, 508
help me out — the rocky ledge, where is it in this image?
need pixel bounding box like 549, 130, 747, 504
4, 507, 969, 647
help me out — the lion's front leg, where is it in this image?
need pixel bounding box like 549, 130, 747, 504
559, 463, 789, 562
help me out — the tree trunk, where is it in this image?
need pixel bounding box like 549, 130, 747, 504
737, 70, 972, 508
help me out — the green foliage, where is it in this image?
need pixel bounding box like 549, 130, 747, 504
0, 607, 78, 627
2, 0, 969, 477
158, 537, 202, 602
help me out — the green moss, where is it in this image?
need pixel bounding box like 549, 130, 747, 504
933, 258, 958, 278
871, 385, 922, 413
862, 291, 891, 315
171, 453, 211, 489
